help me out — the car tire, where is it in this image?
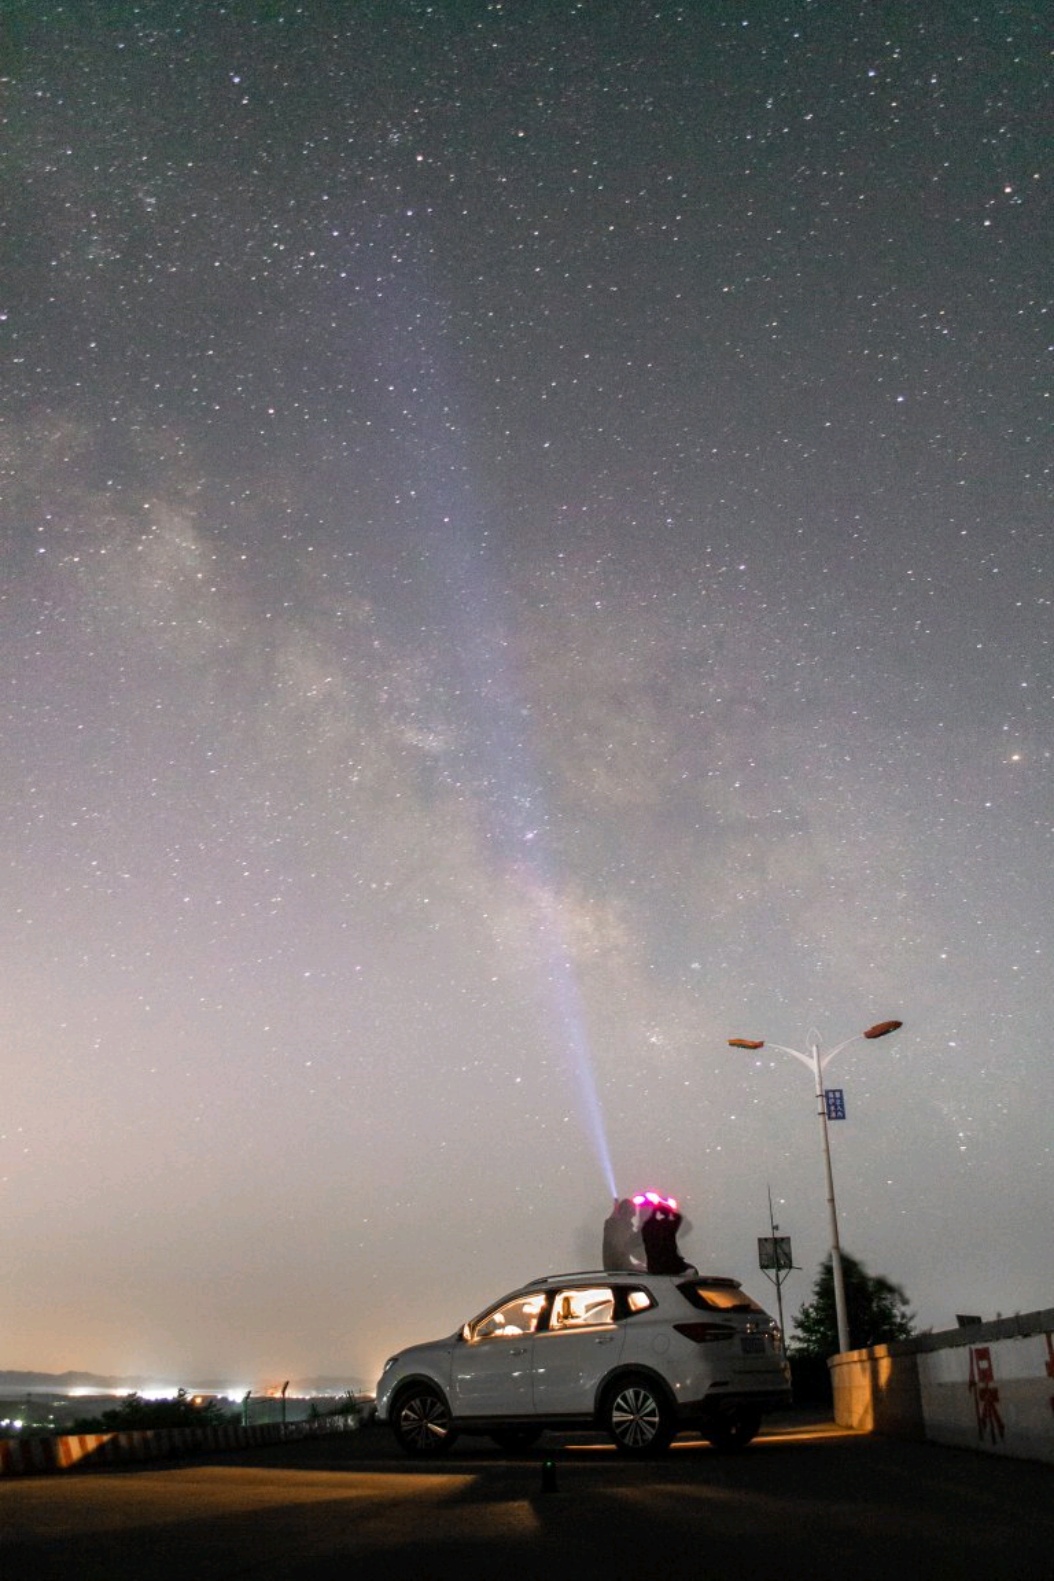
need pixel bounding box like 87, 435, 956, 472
602, 1374, 675, 1456
390, 1383, 458, 1456
704, 1407, 762, 1451
489, 1426, 543, 1453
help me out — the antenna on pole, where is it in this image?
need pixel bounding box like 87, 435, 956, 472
757, 1185, 796, 1355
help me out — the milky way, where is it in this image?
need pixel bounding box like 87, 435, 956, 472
1, 2, 1050, 1384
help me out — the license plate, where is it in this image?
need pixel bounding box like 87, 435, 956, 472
740, 1335, 766, 1355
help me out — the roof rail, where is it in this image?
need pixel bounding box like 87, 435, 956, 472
524, 1270, 620, 1287
522, 1270, 743, 1288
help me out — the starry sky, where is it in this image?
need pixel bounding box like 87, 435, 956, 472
2, 1, 1050, 1389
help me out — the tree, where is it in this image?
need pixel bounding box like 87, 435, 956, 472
791, 1251, 915, 1357
70, 1389, 236, 1433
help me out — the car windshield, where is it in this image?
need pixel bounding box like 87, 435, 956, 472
680, 1281, 766, 1314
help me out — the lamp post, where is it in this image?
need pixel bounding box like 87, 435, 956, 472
728, 1020, 902, 1355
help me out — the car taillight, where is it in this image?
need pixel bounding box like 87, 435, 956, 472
673, 1321, 736, 1344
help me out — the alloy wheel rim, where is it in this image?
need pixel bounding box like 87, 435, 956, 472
401, 1395, 448, 1448
612, 1386, 660, 1446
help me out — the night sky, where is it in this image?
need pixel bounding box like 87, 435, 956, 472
2, 2, 1050, 1389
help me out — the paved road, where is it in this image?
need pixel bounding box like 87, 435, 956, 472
1, 1417, 1050, 1580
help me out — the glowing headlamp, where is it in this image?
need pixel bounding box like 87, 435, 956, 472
632, 1190, 678, 1211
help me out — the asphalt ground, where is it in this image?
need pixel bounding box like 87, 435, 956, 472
1, 1412, 1051, 1580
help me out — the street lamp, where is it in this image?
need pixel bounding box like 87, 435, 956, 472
728, 1020, 902, 1355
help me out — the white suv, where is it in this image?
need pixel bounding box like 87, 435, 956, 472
376, 1269, 790, 1456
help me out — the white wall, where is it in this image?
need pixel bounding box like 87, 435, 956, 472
918, 1328, 1054, 1465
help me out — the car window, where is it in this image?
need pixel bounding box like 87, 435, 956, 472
471, 1293, 547, 1340
549, 1287, 615, 1330
623, 1287, 656, 1316
679, 1281, 765, 1314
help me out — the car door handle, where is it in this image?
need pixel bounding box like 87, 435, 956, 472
508, 1347, 528, 1356
594, 1335, 615, 1345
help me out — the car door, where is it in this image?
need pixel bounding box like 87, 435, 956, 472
531, 1285, 626, 1415
449, 1291, 545, 1418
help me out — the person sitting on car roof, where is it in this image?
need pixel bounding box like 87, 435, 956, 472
641, 1200, 694, 1276
602, 1197, 645, 1271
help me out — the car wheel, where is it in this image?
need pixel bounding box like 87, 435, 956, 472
489, 1426, 543, 1453
602, 1375, 675, 1456
390, 1383, 458, 1456
704, 1407, 761, 1451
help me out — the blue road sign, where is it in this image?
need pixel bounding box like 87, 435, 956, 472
824, 1088, 846, 1120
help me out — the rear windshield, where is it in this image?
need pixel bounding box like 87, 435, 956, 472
679, 1282, 766, 1314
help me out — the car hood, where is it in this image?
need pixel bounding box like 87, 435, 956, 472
377, 1331, 459, 1397
399, 1331, 460, 1356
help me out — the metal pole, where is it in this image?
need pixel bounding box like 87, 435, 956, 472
729, 1020, 901, 1357
767, 1184, 788, 1353
810, 1030, 850, 1354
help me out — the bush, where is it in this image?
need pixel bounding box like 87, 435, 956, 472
789, 1353, 833, 1406
70, 1389, 236, 1433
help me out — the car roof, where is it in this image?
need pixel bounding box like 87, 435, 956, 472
523, 1270, 743, 1290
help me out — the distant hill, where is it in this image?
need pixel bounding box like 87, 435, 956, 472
0, 1370, 143, 1394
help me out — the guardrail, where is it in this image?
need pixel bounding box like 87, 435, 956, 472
0, 1413, 360, 1477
